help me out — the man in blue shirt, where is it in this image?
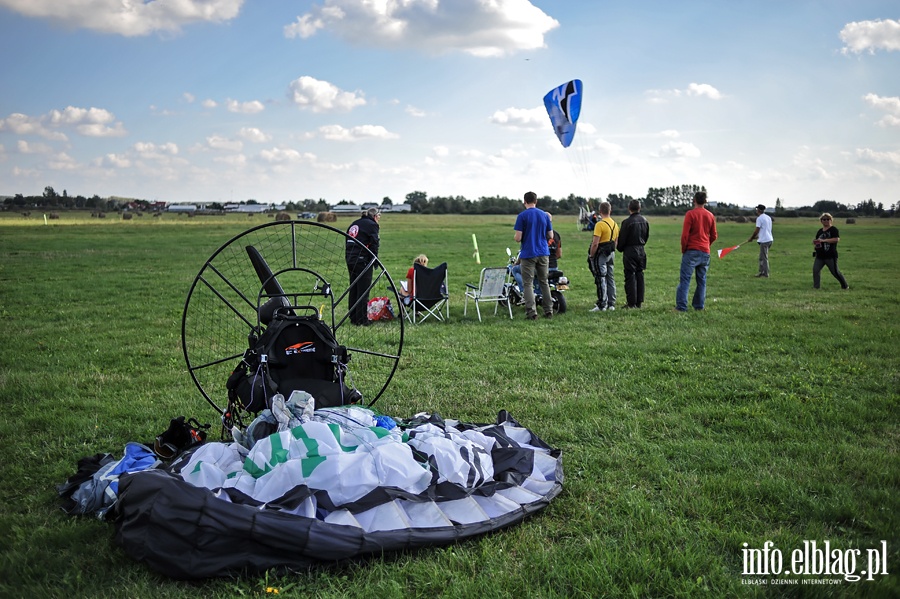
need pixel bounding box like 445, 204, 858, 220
514, 191, 554, 320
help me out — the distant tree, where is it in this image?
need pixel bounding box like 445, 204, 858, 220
854, 199, 882, 216
405, 191, 428, 213
812, 200, 847, 214
381, 197, 393, 207
43, 186, 58, 199
606, 193, 634, 213
556, 194, 585, 215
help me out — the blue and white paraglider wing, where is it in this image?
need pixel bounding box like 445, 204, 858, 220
543, 79, 583, 148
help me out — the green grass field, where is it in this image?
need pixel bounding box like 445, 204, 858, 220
1, 211, 897, 598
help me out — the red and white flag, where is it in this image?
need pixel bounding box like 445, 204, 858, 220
717, 244, 740, 259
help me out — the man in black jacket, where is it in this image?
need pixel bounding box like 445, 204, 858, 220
616, 200, 650, 309
345, 208, 381, 325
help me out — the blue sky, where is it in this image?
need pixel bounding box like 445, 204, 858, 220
0, 1, 897, 208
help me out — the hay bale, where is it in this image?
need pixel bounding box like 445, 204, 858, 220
122, 212, 133, 220
275, 211, 292, 222
716, 216, 726, 223
845, 218, 856, 224
98, 211, 106, 218
734, 216, 747, 223
317, 211, 337, 222
49, 212, 60, 220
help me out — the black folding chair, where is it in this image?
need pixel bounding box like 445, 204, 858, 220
403, 262, 449, 324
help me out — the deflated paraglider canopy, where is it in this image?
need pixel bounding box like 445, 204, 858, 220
543, 79, 583, 148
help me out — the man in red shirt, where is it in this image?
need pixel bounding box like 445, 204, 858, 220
675, 191, 717, 311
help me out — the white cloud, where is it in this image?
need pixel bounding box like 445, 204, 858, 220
77, 121, 127, 137
238, 127, 271, 143
594, 138, 624, 154
202, 99, 218, 109
660, 129, 680, 138
406, 105, 427, 117
646, 83, 722, 103
856, 148, 900, 166
288, 76, 366, 112
862, 93, 900, 127
48, 152, 78, 170
863, 93, 900, 114
432, 145, 449, 158
47, 106, 127, 137
284, 0, 559, 57
226, 99, 265, 114
490, 106, 546, 129
101, 153, 131, 168
2, 106, 125, 139
183, 92, 195, 103
206, 135, 243, 152
498, 145, 527, 159
0, 112, 67, 140
0, 0, 245, 36
213, 154, 247, 167
655, 141, 701, 159
17, 139, 52, 154
645, 89, 681, 104
318, 124, 399, 141
687, 83, 723, 100
840, 19, 900, 54
133, 142, 179, 159
791, 147, 834, 181
259, 147, 316, 163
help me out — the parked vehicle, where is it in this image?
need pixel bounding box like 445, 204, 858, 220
503, 248, 568, 314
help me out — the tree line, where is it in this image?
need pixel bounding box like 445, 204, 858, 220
398, 186, 895, 218
3, 184, 896, 218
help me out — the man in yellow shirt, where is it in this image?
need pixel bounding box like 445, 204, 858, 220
587, 201, 619, 312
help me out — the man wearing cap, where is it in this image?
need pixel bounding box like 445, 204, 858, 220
747, 204, 773, 278
345, 207, 381, 325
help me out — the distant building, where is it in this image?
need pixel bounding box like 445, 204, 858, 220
224, 203, 269, 213
385, 203, 411, 212
167, 204, 197, 213
331, 203, 362, 214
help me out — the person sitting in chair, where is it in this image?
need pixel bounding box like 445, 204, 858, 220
399, 254, 428, 305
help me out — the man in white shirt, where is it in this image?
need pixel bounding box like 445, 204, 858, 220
747, 204, 773, 278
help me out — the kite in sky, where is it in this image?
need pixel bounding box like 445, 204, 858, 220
543, 79, 583, 148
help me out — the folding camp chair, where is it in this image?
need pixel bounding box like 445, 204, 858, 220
403, 262, 449, 324
464, 267, 512, 321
